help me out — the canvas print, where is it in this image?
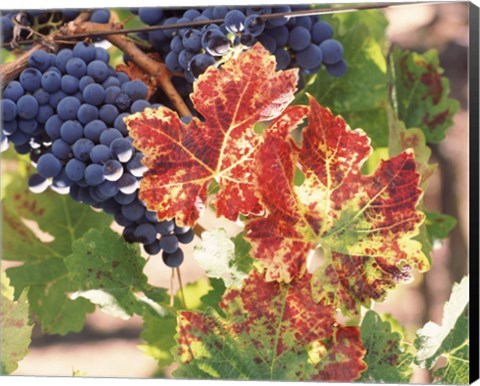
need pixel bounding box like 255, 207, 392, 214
0, 2, 475, 383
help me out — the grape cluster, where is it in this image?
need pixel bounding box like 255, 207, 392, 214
0, 9, 110, 47
132, 5, 346, 91
1, 42, 191, 267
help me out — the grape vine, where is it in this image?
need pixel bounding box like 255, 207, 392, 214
0, 4, 471, 383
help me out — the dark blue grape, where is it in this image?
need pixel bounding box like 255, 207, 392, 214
2, 120, 17, 135
296, 44, 323, 70
114, 191, 136, 205
114, 92, 132, 111
4, 81, 24, 102
224, 10, 245, 33
84, 119, 107, 142
45, 115, 63, 139
319, 39, 344, 64
188, 54, 216, 79
130, 100, 150, 114
17, 95, 38, 120
144, 240, 161, 255
57, 96, 81, 120
170, 36, 183, 53
36, 105, 54, 123
177, 228, 194, 244
95, 47, 110, 63
98, 180, 119, 198
73, 138, 94, 161
244, 15, 265, 36
60, 120, 83, 144
18, 118, 38, 134
9, 130, 30, 146
121, 199, 145, 221
134, 223, 157, 245
110, 137, 133, 163
37, 153, 62, 178
326, 59, 347, 77
77, 103, 99, 125
2, 99, 17, 121
55, 49, 74, 73
202, 29, 230, 56
99, 104, 119, 125
102, 76, 121, 89
51, 139, 71, 159
288, 26, 311, 52
126, 151, 147, 177
61, 75, 79, 94
99, 128, 123, 146
162, 249, 184, 268
266, 6, 290, 28
87, 60, 109, 82
84, 163, 105, 186
91, 9, 110, 23
122, 80, 148, 101
65, 158, 86, 181
274, 48, 291, 70
312, 21, 333, 44
103, 159, 123, 181
79, 75, 95, 91
160, 234, 179, 254
66, 57, 87, 78
28, 50, 51, 72
82, 83, 105, 106
139, 8, 164, 25
28, 173, 50, 193
156, 220, 174, 235
183, 29, 202, 52
165, 51, 182, 73
32, 88, 50, 105
89, 144, 111, 164
117, 172, 139, 194
257, 34, 277, 53
73, 42, 96, 63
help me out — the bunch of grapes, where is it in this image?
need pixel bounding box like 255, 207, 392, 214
131, 5, 346, 91
1, 42, 191, 268
0, 9, 110, 47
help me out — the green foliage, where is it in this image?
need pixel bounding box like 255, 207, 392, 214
425, 211, 458, 243
3, 178, 111, 334
65, 228, 162, 319
1, 271, 33, 374
415, 276, 469, 384
388, 47, 460, 144
296, 10, 390, 148
359, 310, 413, 383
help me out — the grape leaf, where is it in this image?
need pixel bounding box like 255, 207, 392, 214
415, 276, 469, 384
246, 97, 429, 315
138, 279, 210, 368
296, 10, 390, 148
174, 271, 366, 381
425, 211, 457, 242
193, 229, 253, 288
65, 228, 165, 319
125, 43, 299, 227
0, 271, 33, 374
388, 47, 460, 144
359, 310, 413, 382
3, 180, 111, 334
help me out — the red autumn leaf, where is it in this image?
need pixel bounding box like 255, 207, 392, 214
246, 96, 429, 315
125, 43, 299, 226
174, 270, 366, 381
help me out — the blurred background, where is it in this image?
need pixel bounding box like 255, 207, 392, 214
2, 1, 470, 382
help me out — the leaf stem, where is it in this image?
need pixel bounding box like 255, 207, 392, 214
170, 268, 175, 307
176, 267, 187, 310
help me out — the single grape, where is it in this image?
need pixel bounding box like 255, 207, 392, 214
325, 59, 348, 77
83, 83, 105, 106
160, 234, 180, 254
110, 138, 133, 163
87, 60, 110, 82
224, 10, 245, 33
97, 180, 119, 198
312, 21, 333, 44
66, 57, 87, 78
72, 41, 97, 63
51, 138, 72, 159
244, 14, 265, 36
126, 151, 147, 177
319, 39, 344, 64
288, 26, 311, 52
177, 228, 194, 244
28, 173, 50, 193
3, 81, 24, 102
19, 68, 42, 92
99, 128, 123, 147
84, 119, 107, 142
144, 240, 161, 255
61, 75, 80, 94
162, 249, 184, 268
121, 199, 145, 221
73, 138, 94, 161
99, 104, 119, 125
60, 120, 83, 144
134, 223, 157, 245
84, 163, 105, 186
188, 54, 216, 79
57, 96, 81, 121
296, 44, 323, 70
37, 153, 62, 178
45, 115, 64, 139
117, 172, 139, 194
91, 9, 110, 23
103, 159, 123, 181
139, 8, 164, 25
41, 70, 62, 93
2, 99, 17, 121
16, 95, 38, 120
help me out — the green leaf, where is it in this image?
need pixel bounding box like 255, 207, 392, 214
200, 278, 227, 317
415, 276, 469, 384
425, 211, 457, 243
193, 229, 253, 288
388, 47, 460, 144
3, 180, 111, 334
359, 310, 413, 382
65, 228, 150, 319
296, 10, 389, 148
1, 271, 34, 374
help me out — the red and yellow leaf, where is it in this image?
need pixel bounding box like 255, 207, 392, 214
246, 96, 429, 315
174, 270, 366, 381
125, 43, 299, 226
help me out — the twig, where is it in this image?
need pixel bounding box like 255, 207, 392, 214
176, 267, 187, 309
169, 268, 175, 307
